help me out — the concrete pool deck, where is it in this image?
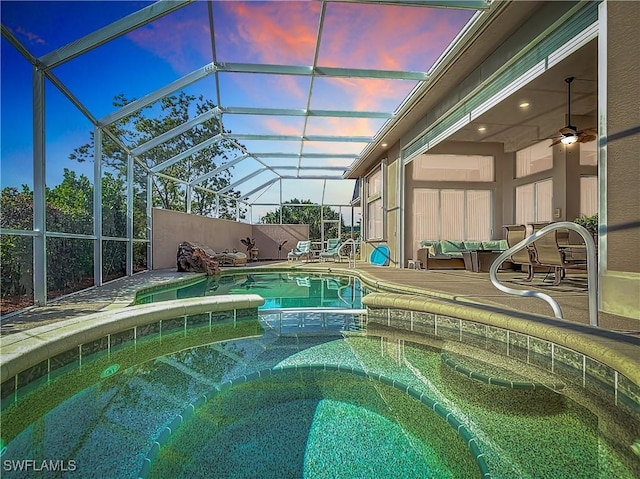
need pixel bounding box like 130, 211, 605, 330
1, 261, 639, 385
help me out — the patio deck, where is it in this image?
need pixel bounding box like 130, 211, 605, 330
2, 262, 638, 334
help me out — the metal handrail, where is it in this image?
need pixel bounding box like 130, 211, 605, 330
489, 222, 598, 326
337, 238, 358, 268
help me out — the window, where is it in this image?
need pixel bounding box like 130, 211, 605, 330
366, 168, 382, 197
365, 166, 383, 240
516, 141, 553, 178
515, 179, 553, 224
580, 176, 598, 216
413, 154, 494, 182
412, 188, 492, 249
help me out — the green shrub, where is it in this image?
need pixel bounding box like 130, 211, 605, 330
573, 213, 598, 236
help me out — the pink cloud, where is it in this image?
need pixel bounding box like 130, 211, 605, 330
318, 3, 473, 71
13, 26, 47, 46
306, 116, 382, 137
126, 3, 212, 74
314, 77, 414, 112
262, 117, 301, 136
215, 2, 321, 65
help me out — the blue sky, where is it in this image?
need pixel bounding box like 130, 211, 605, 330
1, 0, 474, 212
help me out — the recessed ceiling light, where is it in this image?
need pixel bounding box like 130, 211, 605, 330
381, 143, 388, 148
477, 127, 486, 132
519, 102, 530, 108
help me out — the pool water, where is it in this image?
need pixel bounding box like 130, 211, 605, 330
150, 370, 478, 479
135, 273, 364, 310
2, 314, 637, 479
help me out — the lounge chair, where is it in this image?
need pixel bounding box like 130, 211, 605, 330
221, 249, 248, 266
287, 240, 311, 261
319, 239, 341, 262
504, 225, 535, 281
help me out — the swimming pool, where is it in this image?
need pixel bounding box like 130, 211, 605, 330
2, 272, 638, 478
135, 273, 364, 310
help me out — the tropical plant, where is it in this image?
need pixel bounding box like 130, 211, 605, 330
240, 237, 256, 252
574, 213, 598, 236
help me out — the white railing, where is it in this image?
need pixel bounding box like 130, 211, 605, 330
488, 222, 598, 326
337, 238, 359, 267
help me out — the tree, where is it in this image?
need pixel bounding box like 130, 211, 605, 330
260, 199, 344, 240
1, 186, 34, 307
0, 170, 130, 313
70, 92, 246, 220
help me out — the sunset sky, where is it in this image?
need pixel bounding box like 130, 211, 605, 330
1, 0, 474, 214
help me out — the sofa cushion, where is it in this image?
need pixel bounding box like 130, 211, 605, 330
422, 242, 447, 258
462, 241, 483, 251
440, 240, 465, 257
481, 240, 508, 251
420, 240, 437, 248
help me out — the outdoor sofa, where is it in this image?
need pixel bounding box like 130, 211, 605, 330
417, 240, 508, 271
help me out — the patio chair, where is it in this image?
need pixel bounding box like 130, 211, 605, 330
530, 223, 583, 285
319, 239, 341, 262
287, 240, 312, 261
504, 224, 535, 281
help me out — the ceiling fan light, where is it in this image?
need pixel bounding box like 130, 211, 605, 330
561, 134, 578, 145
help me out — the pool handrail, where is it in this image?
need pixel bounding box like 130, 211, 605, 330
488, 221, 598, 327
337, 238, 358, 267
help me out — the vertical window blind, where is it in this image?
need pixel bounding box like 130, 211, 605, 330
412, 188, 492, 250
516, 141, 553, 178
580, 176, 598, 216
515, 179, 553, 224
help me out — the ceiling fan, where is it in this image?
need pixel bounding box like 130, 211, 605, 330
547, 76, 596, 146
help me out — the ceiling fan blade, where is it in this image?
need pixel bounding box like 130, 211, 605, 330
549, 138, 564, 147
578, 127, 597, 135
578, 134, 597, 143
559, 126, 577, 135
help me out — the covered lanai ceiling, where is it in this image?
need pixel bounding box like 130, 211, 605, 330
1, 0, 488, 212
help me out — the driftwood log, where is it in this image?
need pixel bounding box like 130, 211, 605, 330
176, 241, 221, 275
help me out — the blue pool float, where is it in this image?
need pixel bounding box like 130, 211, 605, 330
370, 245, 390, 266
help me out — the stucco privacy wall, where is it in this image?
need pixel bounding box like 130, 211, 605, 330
152, 208, 251, 269
600, 0, 640, 320
152, 208, 310, 268
252, 224, 309, 260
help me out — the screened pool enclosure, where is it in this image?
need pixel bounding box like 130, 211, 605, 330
0, 0, 489, 313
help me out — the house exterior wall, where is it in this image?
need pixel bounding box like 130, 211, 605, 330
359, 141, 400, 266
600, 0, 640, 319
350, 2, 637, 320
